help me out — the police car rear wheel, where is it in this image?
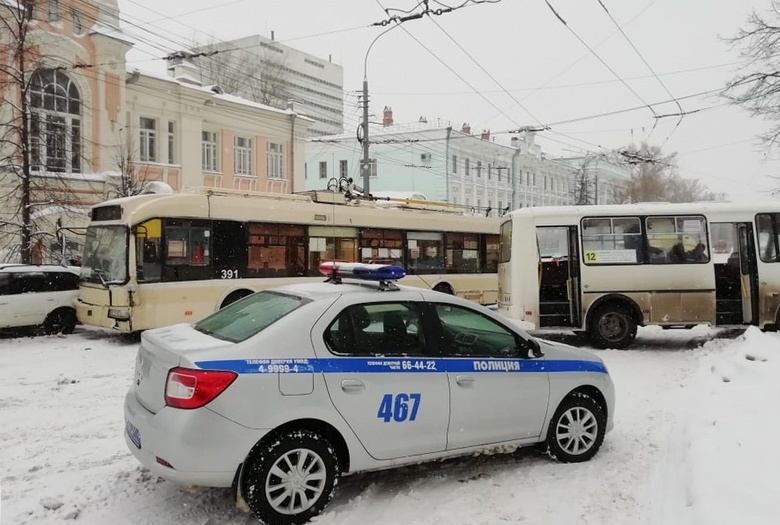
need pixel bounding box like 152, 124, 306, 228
546, 393, 605, 463
241, 429, 340, 525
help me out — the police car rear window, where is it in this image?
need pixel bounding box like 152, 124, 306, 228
194, 291, 309, 343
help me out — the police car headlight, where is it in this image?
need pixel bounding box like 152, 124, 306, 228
108, 308, 131, 321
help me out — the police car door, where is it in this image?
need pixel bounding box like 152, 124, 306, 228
432, 302, 550, 450
313, 296, 449, 461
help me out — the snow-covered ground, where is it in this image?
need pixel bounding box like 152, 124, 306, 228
1, 325, 778, 525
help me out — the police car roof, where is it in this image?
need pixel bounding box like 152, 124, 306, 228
270, 279, 417, 300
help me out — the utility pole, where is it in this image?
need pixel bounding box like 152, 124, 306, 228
361, 78, 370, 194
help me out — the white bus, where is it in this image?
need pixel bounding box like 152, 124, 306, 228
76, 188, 500, 332
497, 202, 780, 348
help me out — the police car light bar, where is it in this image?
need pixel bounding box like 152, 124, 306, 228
318, 262, 406, 281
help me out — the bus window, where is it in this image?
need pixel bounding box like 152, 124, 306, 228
248, 223, 306, 277
360, 228, 404, 266
483, 234, 500, 273
582, 217, 641, 265
162, 219, 212, 281
646, 216, 708, 264
308, 226, 358, 275
756, 213, 780, 262
136, 219, 161, 283
407, 231, 444, 274
499, 221, 512, 263
446, 232, 479, 273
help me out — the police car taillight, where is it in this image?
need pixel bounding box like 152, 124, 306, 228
164, 368, 237, 409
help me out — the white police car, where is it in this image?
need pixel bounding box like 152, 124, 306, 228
124, 263, 615, 525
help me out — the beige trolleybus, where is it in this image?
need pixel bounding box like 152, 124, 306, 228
497, 202, 780, 348
76, 188, 500, 332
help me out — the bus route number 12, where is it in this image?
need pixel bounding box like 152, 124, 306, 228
377, 393, 421, 422
584, 251, 597, 263
220, 269, 239, 279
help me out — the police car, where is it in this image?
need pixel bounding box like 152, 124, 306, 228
124, 263, 615, 525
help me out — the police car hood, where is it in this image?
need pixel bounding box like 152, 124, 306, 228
134, 323, 234, 414
535, 338, 605, 364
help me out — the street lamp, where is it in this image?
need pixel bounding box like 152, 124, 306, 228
361, 23, 403, 196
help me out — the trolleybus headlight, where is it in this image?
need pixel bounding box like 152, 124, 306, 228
108, 308, 131, 321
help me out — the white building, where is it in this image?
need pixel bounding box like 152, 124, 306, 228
192, 33, 344, 137
305, 109, 628, 215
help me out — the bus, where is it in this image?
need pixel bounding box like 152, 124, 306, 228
497, 202, 780, 348
76, 187, 500, 332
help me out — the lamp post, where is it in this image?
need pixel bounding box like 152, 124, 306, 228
361, 23, 402, 196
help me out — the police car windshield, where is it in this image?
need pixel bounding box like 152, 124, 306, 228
194, 291, 310, 343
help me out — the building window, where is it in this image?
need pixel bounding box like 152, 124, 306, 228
23, 0, 35, 20
47, 0, 60, 22
476, 161, 482, 177
368, 158, 377, 177
139, 117, 157, 162
488, 166, 492, 180
319, 161, 327, 179
339, 159, 348, 179
533, 173, 537, 187
465, 158, 470, 177
267, 142, 284, 179
234, 136, 253, 176
167, 121, 175, 165
201, 131, 218, 171
28, 69, 81, 173
452, 155, 458, 174
71, 8, 83, 34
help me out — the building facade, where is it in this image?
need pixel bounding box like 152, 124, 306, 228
305, 110, 629, 216
192, 33, 344, 137
0, 0, 311, 263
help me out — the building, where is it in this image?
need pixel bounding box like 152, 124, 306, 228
304, 108, 629, 215
0, 0, 311, 263
191, 33, 344, 137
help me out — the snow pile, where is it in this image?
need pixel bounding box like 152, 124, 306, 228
655, 327, 780, 525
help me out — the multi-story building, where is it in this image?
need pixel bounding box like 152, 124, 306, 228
192, 33, 344, 137
0, 0, 311, 263
304, 108, 629, 215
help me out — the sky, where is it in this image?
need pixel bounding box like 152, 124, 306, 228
116, 0, 780, 202
1, 325, 779, 524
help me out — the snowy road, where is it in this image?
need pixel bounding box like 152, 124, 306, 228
0, 326, 776, 525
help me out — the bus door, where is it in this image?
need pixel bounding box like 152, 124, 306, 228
536, 226, 580, 328
737, 223, 760, 324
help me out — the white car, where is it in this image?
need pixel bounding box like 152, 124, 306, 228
0, 264, 80, 334
125, 263, 615, 525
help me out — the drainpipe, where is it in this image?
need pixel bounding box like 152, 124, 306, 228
445, 126, 452, 203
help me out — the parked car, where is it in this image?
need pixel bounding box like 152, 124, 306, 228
0, 264, 80, 334
124, 263, 615, 525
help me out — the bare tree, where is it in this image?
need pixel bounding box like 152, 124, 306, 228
723, 1, 780, 148
620, 143, 724, 203
105, 131, 152, 198
570, 156, 596, 205
192, 39, 291, 109
0, 2, 88, 263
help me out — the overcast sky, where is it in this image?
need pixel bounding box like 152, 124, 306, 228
118, 0, 780, 202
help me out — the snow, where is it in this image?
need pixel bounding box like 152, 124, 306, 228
1, 325, 779, 524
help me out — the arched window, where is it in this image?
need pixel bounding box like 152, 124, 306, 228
28, 69, 81, 173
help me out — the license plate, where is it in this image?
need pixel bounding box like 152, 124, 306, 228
126, 420, 142, 449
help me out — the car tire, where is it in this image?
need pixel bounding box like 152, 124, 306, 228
44, 308, 77, 335
241, 429, 341, 525
546, 393, 606, 463
588, 303, 637, 349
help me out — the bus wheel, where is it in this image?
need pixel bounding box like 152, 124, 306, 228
221, 290, 252, 309
588, 304, 637, 349
433, 283, 454, 295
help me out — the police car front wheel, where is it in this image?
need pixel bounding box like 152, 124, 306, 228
546, 393, 606, 463
241, 429, 341, 525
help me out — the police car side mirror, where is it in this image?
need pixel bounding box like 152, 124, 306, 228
515, 335, 543, 359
